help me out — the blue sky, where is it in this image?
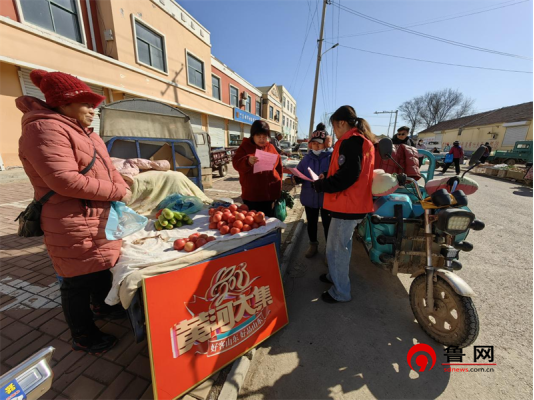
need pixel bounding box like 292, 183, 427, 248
181, 0, 533, 138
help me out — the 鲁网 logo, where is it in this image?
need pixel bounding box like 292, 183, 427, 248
407, 343, 437, 372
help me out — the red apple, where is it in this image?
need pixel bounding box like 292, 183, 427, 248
246, 212, 256, 218
212, 214, 222, 222
259, 220, 266, 227
240, 204, 249, 211
199, 234, 209, 239
252, 223, 259, 229
209, 222, 218, 229
184, 242, 196, 252
220, 225, 230, 235
229, 204, 238, 212
196, 238, 207, 248
228, 215, 236, 225
236, 213, 245, 221
207, 236, 216, 242
217, 206, 224, 212
254, 212, 265, 223
244, 216, 254, 225
173, 238, 186, 250
217, 221, 227, 229
209, 208, 215, 216
222, 213, 230, 222
233, 220, 244, 230
242, 224, 252, 232
230, 227, 241, 235
232, 210, 239, 216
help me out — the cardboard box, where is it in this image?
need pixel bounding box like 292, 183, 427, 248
485, 168, 499, 176
201, 167, 213, 189
507, 170, 526, 181
150, 143, 194, 176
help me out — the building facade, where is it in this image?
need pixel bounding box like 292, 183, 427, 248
0, 0, 289, 168
277, 85, 298, 145
257, 85, 282, 136
418, 102, 533, 152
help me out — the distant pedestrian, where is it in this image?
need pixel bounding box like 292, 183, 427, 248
293, 123, 332, 258
392, 126, 416, 147
443, 143, 451, 152
416, 139, 427, 167
442, 141, 464, 175
271, 133, 284, 154
17, 69, 130, 355
480, 142, 492, 163
313, 105, 375, 303
432, 147, 440, 154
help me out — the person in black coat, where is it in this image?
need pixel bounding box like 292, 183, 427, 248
392, 126, 416, 147
480, 142, 492, 163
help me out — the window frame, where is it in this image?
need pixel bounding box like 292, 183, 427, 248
229, 84, 239, 108
246, 95, 252, 113
15, 0, 87, 46
211, 73, 221, 101
256, 100, 261, 116
132, 15, 168, 74
269, 106, 274, 120
185, 49, 206, 90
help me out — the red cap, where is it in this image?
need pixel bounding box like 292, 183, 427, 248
30, 69, 105, 108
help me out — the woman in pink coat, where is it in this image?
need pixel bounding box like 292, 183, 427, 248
17, 70, 131, 354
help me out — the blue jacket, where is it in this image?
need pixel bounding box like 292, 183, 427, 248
296, 151, 332, 209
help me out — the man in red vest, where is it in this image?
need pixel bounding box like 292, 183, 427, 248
313, 106, 375, 303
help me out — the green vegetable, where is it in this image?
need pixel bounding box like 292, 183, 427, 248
165, 224, 174, 230
176, 221, 183, 228
154, 221, 163, 231
169, 218, 177, 225
163, 208, 174, 220
158, 215, 167, 224
174, 212, 183, 221
160, 219, 168, 227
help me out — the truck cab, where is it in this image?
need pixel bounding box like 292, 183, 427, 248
489, 140, 533, 165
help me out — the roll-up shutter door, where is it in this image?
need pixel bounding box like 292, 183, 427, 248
502, 126, 529, 146
228, 121, 242, 147
19, 68, 104, 134
208, 117, 226, 148
178, 108, 202, 132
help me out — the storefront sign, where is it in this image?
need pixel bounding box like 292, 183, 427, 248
234, 108, 260, 125
144, 244, 288, 400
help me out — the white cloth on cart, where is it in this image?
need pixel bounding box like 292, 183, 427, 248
105, 208, 286, 308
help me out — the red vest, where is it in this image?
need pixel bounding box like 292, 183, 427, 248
324, 128, 375, 214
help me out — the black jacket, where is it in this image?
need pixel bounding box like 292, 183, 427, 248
392, 135, 416, 147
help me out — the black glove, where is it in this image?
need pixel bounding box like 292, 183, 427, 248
312, 179, 325, 193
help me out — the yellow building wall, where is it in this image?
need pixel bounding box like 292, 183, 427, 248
0, 62, 24, 167
420, 120, 533, 152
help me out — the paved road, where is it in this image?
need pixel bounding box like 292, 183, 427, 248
240, 172, 533, 399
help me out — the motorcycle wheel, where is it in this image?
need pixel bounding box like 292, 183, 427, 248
409, 275, 479, 348
218, 164, 228, 177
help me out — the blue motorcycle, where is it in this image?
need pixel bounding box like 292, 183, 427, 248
357, 139, 486, 348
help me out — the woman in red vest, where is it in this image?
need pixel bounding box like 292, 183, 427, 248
313, 106, 375, 303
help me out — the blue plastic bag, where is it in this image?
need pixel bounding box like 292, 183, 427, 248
444, 153, 454, 164
156, 194, 203, 215
105, 201, 148, 240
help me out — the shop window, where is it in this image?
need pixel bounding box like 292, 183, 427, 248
135, 20, 167, 72
187, 53, 205, 89
212, 75, 221, 100
230, 86, 239, 107
19, 0, 84, 43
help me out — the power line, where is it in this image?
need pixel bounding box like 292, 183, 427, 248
333, 2, 532, 61
335, 0, 340, 107
332, 43, 533, 74
327, 0, 529, 40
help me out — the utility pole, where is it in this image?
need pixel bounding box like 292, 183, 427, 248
375, 110, 398, 138
309, 0, 328, 138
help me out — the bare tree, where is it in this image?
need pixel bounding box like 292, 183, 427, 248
399, 96, 424, 135
400, 89, 475, 132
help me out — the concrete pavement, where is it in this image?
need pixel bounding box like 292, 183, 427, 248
240, 172, 533, 399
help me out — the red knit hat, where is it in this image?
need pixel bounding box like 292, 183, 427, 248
30, 69, 105, 108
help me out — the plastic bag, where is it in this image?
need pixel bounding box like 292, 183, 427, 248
274, 198, 287, 222
444, 153, 454, 164
156, 194, 203, 215
105, 201, 148, 240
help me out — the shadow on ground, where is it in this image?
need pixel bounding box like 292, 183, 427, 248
511, 186, 533, 197
241, 223, 451, 399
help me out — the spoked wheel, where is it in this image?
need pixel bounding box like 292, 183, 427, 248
410, 275, 479, 348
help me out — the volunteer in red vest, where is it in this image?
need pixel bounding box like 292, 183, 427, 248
312, 105, 375, 303
233, 120, 282, 217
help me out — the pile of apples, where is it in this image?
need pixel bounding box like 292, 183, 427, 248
208, 204, 266, 235
174, 233, 216, 252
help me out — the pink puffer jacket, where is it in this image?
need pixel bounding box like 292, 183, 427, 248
17, 97, 128, 278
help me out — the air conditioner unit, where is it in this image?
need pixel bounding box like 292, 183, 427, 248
239, 99, 247, 107
242, 91, 249, 99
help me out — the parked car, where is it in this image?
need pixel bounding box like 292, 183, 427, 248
297, 142, 309, 155
280, 140, 291, 152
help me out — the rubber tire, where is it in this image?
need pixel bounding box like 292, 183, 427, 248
218, 164, 228, 177
505, 159, 516, 166
409, 275, 479, 348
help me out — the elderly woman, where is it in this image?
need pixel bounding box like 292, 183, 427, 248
232, 120, 282, 217
17, 70, 131, 354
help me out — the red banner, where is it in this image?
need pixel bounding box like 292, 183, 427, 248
144, 243, 289, 400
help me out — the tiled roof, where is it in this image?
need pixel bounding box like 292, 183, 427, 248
419, 102, 533, 133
